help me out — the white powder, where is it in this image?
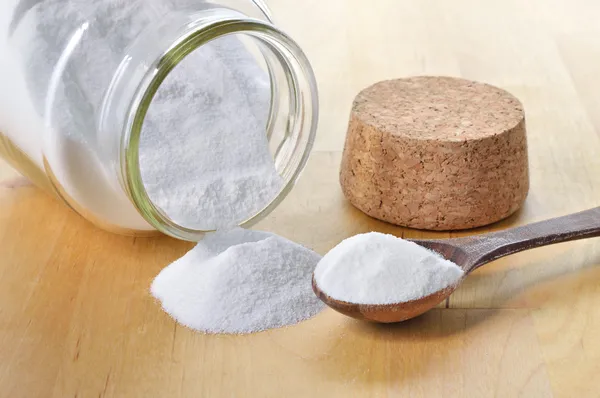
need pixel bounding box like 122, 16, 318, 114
139, 35, 284, 230
8, 0, 283, 231
9, 2, 314, 334
151, 228, 324, 334
314, 232, 464, 305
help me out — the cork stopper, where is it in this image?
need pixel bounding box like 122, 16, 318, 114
340, 76, 529, 230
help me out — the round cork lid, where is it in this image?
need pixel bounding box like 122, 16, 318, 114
340, 76, 529, 230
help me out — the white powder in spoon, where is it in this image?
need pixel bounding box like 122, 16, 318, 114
151, 228, 324, 334
314, 232, 464, 305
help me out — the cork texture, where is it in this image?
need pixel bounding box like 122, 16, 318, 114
340, 76, 529, 230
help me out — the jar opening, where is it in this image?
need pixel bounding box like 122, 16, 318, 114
120, 12, 318, 241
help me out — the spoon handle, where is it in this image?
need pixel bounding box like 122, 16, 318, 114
460, 207, 600, 271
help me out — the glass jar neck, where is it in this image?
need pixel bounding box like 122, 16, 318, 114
99, 8, 318, 241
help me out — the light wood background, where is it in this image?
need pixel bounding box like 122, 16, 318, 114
2, 0, 600, 396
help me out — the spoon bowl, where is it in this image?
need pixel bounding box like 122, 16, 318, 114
312, 277, 460, 322
313, 207, 600, 323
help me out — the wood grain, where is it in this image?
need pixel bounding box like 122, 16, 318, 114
3, 0, 600, 396
413, 207, 600, 274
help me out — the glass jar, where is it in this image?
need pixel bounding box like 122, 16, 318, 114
0, 0, 318, 241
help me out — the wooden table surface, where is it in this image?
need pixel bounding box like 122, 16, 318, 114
2, 1, 600, 397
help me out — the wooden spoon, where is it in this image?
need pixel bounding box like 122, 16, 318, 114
312, 207, 600, 323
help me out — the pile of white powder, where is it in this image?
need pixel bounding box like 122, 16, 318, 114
151, 228, 324, 334
314, 232, 464, 305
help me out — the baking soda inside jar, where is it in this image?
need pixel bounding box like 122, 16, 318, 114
138, 34, 283, 232
0, 2, 318, 241
123, 27, 319, 240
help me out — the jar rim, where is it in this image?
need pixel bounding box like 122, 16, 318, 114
119, 11, 318, 241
